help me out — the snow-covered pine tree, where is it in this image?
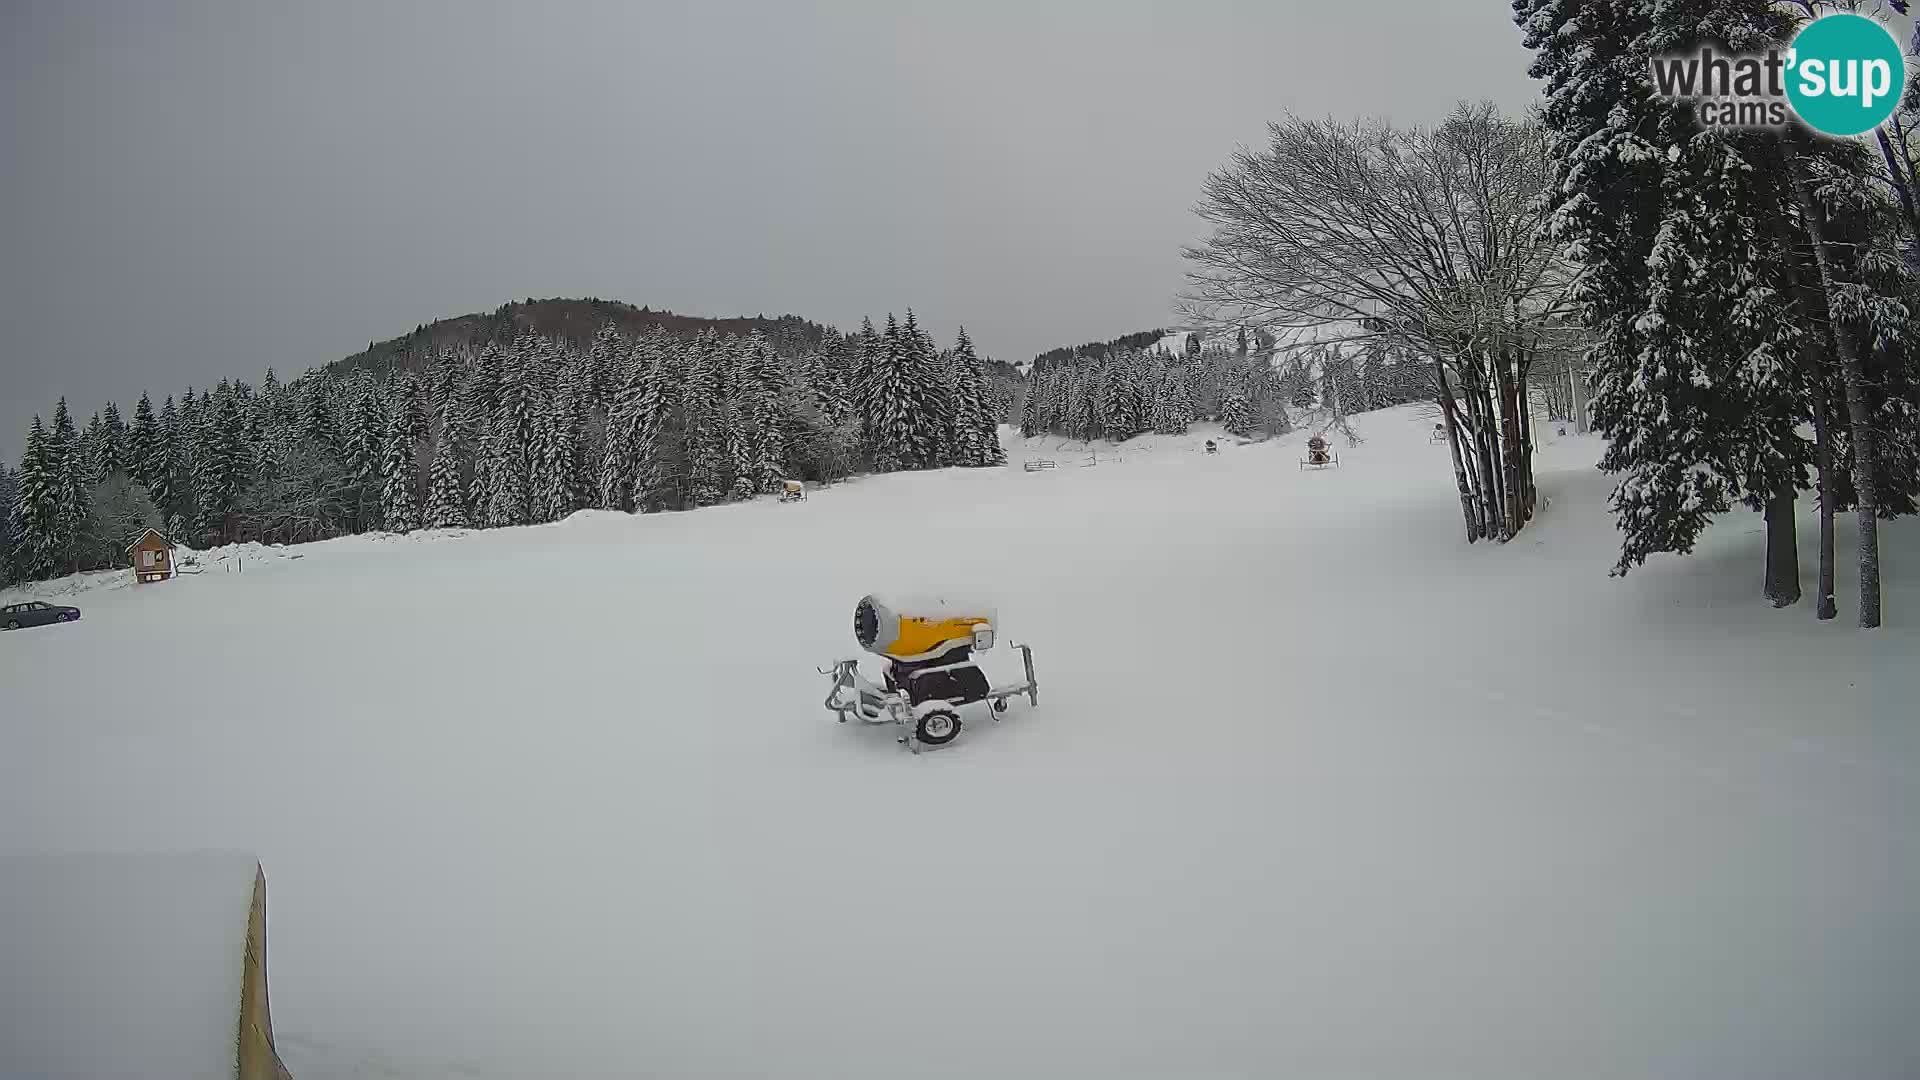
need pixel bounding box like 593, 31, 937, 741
0, 463, 19, 586
1220, 374, 1254, 438
48, 399, 89, 570
1164, 364, 1195, 434
719, 337, 758, 500
633, 332, 681, 510
177, 388, 210, 532
924, 345, 956, 467
946, 327, 1002, 466
16, 417, 61, 579
424, 349, 461, 422
1110, 355, 1134, 435
301, 379, 337, 456
477, 333, 542, 524
1065, 369, 1095, 442
968, 353, 1005, 466
258, 368, 282, 416
902, 311, 951, 468
807, 329, 855, 428
81, 412, 108, 488
852, 316, 882, 451
100, 401, 127, 476
587, 324, 625, 410
1018, 372, 1045, 438
145, 396, 183, 527
527, 392, 574, 523
254, 411, 295, 484
1145, 354, 1168, 434
192, 385, 246, 543
378, 408, 421, 533
1520, 0, 1814, 585
394, 372, 430, 450
864, 314, 923, 472
177, 384, 201, 456
1097, 357, 1132, 440
475, 416, 525, 528
466, 420, 491, 526
745, 334, 789, 493
464, 342, 507, 433
537, 334, 571, 398
425, 415, 470, 530
338, 372, 384, 530
129, 393, 159, 487
681, 330, 729, 506
1133, 351, 1158, 432
598, 340, 649, 511
561, 387, 594, 515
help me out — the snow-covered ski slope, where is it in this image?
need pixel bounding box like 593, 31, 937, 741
4, 406, 1916, 1080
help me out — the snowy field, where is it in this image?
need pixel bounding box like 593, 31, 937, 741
3, 407, 1917, 1080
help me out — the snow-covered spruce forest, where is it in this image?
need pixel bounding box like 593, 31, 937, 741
0, 312, 1015, 581
1019, 331, 1432, 443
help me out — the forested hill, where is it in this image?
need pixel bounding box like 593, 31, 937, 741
1030, 328, 1166, 369
325, 298, 836, 378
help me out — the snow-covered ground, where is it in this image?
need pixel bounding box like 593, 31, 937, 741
0, 853, 262, 1080
3, 407, 1916, 1080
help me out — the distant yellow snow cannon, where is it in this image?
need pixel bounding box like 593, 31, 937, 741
821, 594, 1039, 752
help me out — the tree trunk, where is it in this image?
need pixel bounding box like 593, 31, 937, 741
1463, 373, 1492, 533
1764, 483, 1801, 607
1812, 384, 1838, 621
1436, 361, 1483, 542
1473, 376, 1506, 539
1496, 353, 1523, 539
1510, 346, 1536, 527
1790, 149, 1883, 628
1462, 381, 1490, 533
1517, 372, 1537, 521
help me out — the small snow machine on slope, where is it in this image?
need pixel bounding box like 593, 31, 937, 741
820, 594, 1038, 753
1300, 433, 1340, 470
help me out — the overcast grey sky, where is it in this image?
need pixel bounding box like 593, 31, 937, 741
1, 0, 1538, 454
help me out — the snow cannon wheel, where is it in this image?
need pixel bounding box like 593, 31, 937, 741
991, 698, 1009, 715
916, 708, 962, 746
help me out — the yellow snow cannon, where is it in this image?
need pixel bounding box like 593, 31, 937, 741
821, 594, 1038, 751
854, 594, 997, 661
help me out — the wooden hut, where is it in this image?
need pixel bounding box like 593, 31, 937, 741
127, 528, 175, 584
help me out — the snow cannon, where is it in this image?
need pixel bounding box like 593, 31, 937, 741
853, 594, 998, 661
821, 594, 1039, 752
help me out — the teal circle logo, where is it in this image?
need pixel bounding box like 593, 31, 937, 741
1786, 13, 1905, 137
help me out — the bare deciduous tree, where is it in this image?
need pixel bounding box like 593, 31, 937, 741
1182, 102, 1581, 542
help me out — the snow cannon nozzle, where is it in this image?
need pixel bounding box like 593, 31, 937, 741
853, 594, 998, 661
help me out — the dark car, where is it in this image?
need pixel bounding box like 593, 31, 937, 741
1, 601, 81, 630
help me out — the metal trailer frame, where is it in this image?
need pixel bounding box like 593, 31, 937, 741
819, 643, 1038, 753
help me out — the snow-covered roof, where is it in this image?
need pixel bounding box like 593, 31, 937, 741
0, 852, 261, 1080
124, 527, 173, 552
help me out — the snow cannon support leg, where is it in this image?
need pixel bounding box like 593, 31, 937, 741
1019, 643, 1038, 707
